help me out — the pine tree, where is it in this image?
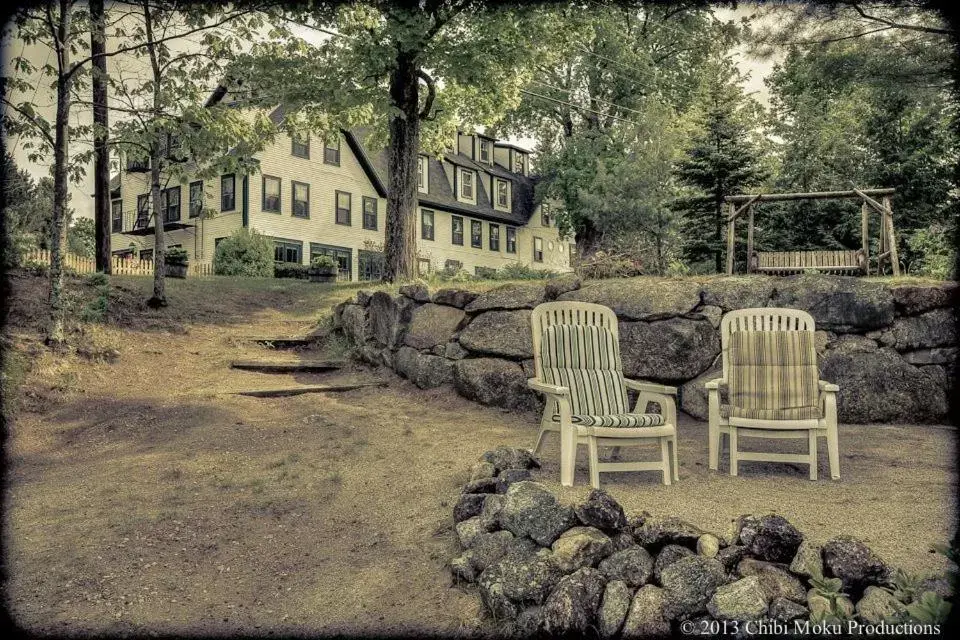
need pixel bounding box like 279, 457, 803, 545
674, 59, 768, 273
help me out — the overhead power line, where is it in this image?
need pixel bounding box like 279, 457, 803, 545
520, 89, 644, 128
530, 79, 648, 117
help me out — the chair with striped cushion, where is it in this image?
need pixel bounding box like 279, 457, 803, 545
706, 308, 840, 480
528, 302, 679, 488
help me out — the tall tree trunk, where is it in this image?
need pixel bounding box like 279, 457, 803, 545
713, 194, 722, 273
90, 0, 111, 273
383, 51, 420, 283
48, 0, 73, 346
144, 0, 166, 307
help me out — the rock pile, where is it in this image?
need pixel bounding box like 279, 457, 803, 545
450, 447, 953, 636
332, 276, 956, 424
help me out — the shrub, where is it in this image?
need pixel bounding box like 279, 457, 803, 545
310, 255, 338, 269
213, 228, 273, 277
489, 263, 557, 280
905, 224, 954, 279
165, 247, 189, 266
274, 262, 310, 279
576, 250, 643, 279
86, 272, 109, 287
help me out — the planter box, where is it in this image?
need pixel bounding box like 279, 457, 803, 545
310, 266, 338, 283
165, 262, 188, 279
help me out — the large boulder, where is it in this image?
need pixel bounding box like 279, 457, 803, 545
403, 303, 465, 350
621, 585, 671, 637
340, 304, 368, 345
890, 283, 958, 316
598, 546, 654, 588
477, 552, 563, 619
737, 559, 806, 603
736, 515, 803, 564
558, 278, 701, 321
544, 276, 582, 300
891, 308, 956, 351
456, 516, 485, 549
660, 556, 729, 619
575, 489, 629, 533
432, 288, 478, 309
706, 576, 768, 621
393, 346, 454, 389
700, 276, 776, 311
499, 481, 578, 546
679, 362, 722, 420
903, 348, 957, 366
458, 310, 533, 359
454, 358, 537, 411
597, 580, 632, 638
820, 348, 948, 423
399, 283, 430, 302
619, 318, 720, 382
480, 446, 541, 472
540, 567, 606, 635
770, 275, 894, 333
465, 283, 547, 313
453, 531, 538, 579
551, 526, 615, 573
635, 516, 705, 551
789, 541, 824, 580
454, 493, 488, 523
367, 292, 413, 348
856, 585, 906, 624
822, 536, 889, 594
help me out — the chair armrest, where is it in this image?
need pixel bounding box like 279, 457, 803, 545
624, 379, 677, 396
705, 378, 727, 390
527, 379, 570, 396
818, 380, 839, 393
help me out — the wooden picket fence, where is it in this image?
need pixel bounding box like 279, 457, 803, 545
22, 249, 214, 277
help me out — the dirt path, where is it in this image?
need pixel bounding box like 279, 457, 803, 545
5, 276, 956, 636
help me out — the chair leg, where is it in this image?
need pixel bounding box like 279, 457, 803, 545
533, 427, 550, 456
560, 423, 578, 487
808, 431, 818, 481
826, 423, 840, 480
729, 427, 738, 477
708, 421, 720, 471
660, 438, 672, 486
671, 435, 679, 482
587, 437, 601, 489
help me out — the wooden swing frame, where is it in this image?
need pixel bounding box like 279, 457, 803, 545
723, 187, 900, 276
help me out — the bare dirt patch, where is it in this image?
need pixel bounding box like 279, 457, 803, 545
4, 273, 955, 636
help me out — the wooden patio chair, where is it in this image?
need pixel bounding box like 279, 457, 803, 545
528, 301, 679, 488
707, 308, 840, 480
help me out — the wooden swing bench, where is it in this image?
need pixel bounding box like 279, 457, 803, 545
751, 249, 866, 276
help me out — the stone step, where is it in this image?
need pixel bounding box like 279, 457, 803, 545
229, 360, 345, 373
233, 382, 386, 398
246, 336, 320, 348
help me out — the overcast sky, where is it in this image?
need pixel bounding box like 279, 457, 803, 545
3, 3, 778, 221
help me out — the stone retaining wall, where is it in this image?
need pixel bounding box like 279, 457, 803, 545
448, 447, 952, 637
331, 275, 957, 424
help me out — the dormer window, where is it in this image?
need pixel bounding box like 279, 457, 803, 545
541, 202, 551, 227
479, 140, 492, 163
514, 153, 525, 175
418, 155, 429, 193
458, 168, 475, 203
495, 178, 510, 210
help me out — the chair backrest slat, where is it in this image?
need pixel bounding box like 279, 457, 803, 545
719, 307, 816, 381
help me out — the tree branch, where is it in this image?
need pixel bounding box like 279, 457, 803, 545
1, 98, 56, 146
417, 68, 437, 121
848, 2, 952, 36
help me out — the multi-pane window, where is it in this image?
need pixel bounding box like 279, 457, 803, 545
358, 249, 384, 282
452, 215, 464, 245
362, 196, 377, 230
459, 168, 475, 202
496, 179, 510, 208
274, 239, 302, 264
335, 190, 351, 225
292, 181, 309, 218
161, 186, 180, 223
417, 155, 428, 193
324, 136, 340, 165
514, 153, 525, 174
489, 224, 500, 251
421, 209, 435, 240
533, 236, 544, 262
221, 174, 235, 211
506, 226, 517, 254
189, 180, 203, 218
136, 194, 150, 229
541, 202, 551, 227
471, 220, 482, 248
111, 199, 123, 232
310, 243, 352, 280
292, 135, 309, 159
263, 176, 281, 212
479, 140, 491, 163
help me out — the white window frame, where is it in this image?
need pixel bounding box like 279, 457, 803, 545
479, 140, 491, 163
458, 168, 476, 204
495, 178, 511, 210
418, 155, 429, 193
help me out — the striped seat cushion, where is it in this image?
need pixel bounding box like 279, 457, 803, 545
727, 330, 821, 421
552, 413, 666, 428
540, 323, 629, 418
